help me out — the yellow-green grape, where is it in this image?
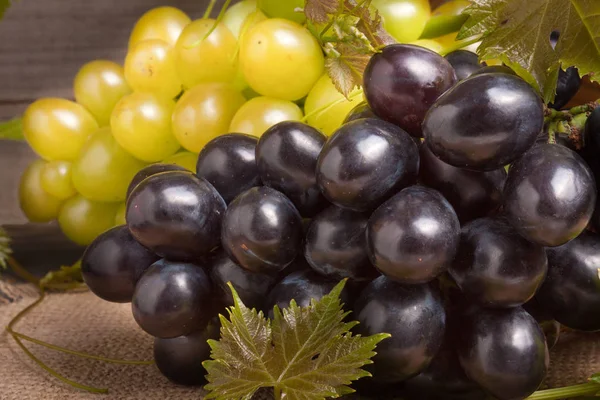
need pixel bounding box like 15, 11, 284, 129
72, 127, 148, 202
222, 0, 259, 37
435, 32, 480, 53
129, 6, 191, 48
373, 0, 431, 43
162, 151, 198, 171
19, 159, 64, 222
175, 19, 239, 89
115, 202, 127, 226
431, 0, 470, 17
40, 160, 76, 200
258, 0, 305, 24
239, 18, 324, 101
124, 39, 183, 99
229, 96, 303, 137
23, 98, 99, 161
58, 195, 119, 246
410, 39, 444, 53
304, 74, 364, 136
110, 92, 180, 162
171, 83, 246, 153
73, 60, 132, 126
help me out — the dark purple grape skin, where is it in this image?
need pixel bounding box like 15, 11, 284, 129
195, 133, 260, 204
221, 186, 303, 274
444, 50, 483, 81
154, 320, 219, 386
256, 121, 328, 217
457, 306, 548, 400
549, 67, 581, 110
132, 259, 214, 338
503, 143, 597, 247
354, 276, 446, 383
304, 205, 379, 281
449, 217, 548, 308
316, 118, 419, 212
343, 101, 378, 124
418, 143, 506, 223
584, 106, 600, 153
81, 225, 159, 303
424, 73, 544, 171
470, 65, 515, 76
126, 171, 226, 261
523, 296, 561, 349
363, 44, 457, 137
366, 186, 460, 284
537, 231, 600, 331
126, 163, 187, 200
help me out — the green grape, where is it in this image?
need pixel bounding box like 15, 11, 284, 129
372, 0, 431, 43
40, 160, 77, 200
19, 159, 65, 223
171, 83, 246, 153
23, 98, 99, 161
162, 151, 198, 171
58, 195, 120, 246
409, 38, 443, 53
304, 73, 363, 136
431, 0, 470, 17
175, 18, 239, 89
258, 0, 305, 24
222, 0, 260, 37
71, 127, 148, 202
239, 18, 324, 101
73, 60, 132, 127
115, 202, 127, 226
124, 39, 183, 99
110, 92, 180, 162
229, 96, 303, 137
129, 6, 191, 48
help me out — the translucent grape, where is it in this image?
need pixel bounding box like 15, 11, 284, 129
40, 160, 76, 200
58, 195, 120, 246
162, 151, 198, 172
258, 0, 305, 24
229, 96, 303, 137
222, 0, 260, 37
129, 6, 191, 48
19, 159, 64, 223
373, 0, 431, 43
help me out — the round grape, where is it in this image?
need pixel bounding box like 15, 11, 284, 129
126, 163, 187, 200
19, 159, 64, 223
443, 50, 483, 81
373, 0, 431, 42
58, 195, 120, 246
39, 160, 77, 200
161, 151, 198, 172
229, 96, 303, 137
128, 6, 191, 48
343, 101, 378, 124
222, 0, 262, 38
258, 0, 305, 24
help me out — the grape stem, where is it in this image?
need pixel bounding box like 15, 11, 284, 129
525, 382, 600, 399
202, 0, 217, 19
439, 35, 483, 56
185, 0, 233, 49
274, 386, 282, 400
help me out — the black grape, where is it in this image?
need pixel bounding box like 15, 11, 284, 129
549, 67, 581, 110
470, 65, 515, 76
256, 121, 328, 217
444, 50, 483, 81
457, 306, 548, 400
503, 143, 596, 246
366, 186, 460, 284
81, 225, 158, 303
343, 101, 378, 124
418, 143, 506, 223
195, 133, 260, 204
316, 118, 419, 212
523, 296, 561, 349
363, 44, 457, 137
537, 230, 600, 331
304, 205, 379, 281
126, 171, 226, 261
221, 187, 303, 274
449, 217, 548, 308
126, 163, 187, 200
424, 73, 544, 171
584, 106, 600, 153
132, 259, 214, 338
354, 276, 446, 383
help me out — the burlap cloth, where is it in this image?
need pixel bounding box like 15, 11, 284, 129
0, 279, 599, 400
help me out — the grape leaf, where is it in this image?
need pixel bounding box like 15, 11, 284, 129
203, 280, 389, 400
325, 44, 371, 98
305, 0, 341, 24
349, 1, 396, 47
458, 0, 600, 103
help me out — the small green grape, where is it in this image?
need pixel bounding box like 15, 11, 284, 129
129, 6, 191, 48
19, 159, 65, 223
58, 195, 120, 246
229, 96, 303, 137
40, 160, 77, 200
162, 152, 199, 172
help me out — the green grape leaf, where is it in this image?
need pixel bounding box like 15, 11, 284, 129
348, 1, 396, 47
0, 117, 25, 141
590, 372, 600, 384
305, 0, 341, 24
458, 0, 600, 103
39, 260, 84, 290
325, 43, 371, 98
203, 280, 389, 400
0, 227, 12, 269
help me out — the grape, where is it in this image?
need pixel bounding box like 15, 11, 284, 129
316, 118, 419, 212
343, 101, 378, 124
73, 60, 132, 126
354, 276, 446, 383
161, 151, 198, 172
443, 50, 483, 81
470, 65, 515, 76
239, 18, 324, 101
424, 73, 543, 170
71, 127, 148, 202
23, 98, 99, 161
537, 231, 600, 331
19, 160, 64, 222
126, 163, 187, 200
503, 143, 596, 246
363, 44, 456, 137
154, 321, 219, 386
39, 160, 76, 200
132, 259, 213, 338
418, 144, 506, 223
256, 121, 328, 216
110, 92, 180, 162
81, 225, 158, 303
126, 171, 226, 261
258, 0, 305, 24
196, 133, 260, 204
171, 83, 246, 153
523, 296, 561, 349
457, 306, 548, 400
174, 19, 238, 89
229, 96, 303, 137
114, 202, 127, 226
373, 0, 431, 43
58, 195, 120, 246
585, 106, 600, 152
449, 217, 548, 307
367, 186, 460, 284
409, 39, 443, 53
124, 39, 183, 99
222, 187, 303, 274
222, 0, 260, 37
303, 74, 363, 136
128, 6, 191, 48
549, 67, 581, 110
